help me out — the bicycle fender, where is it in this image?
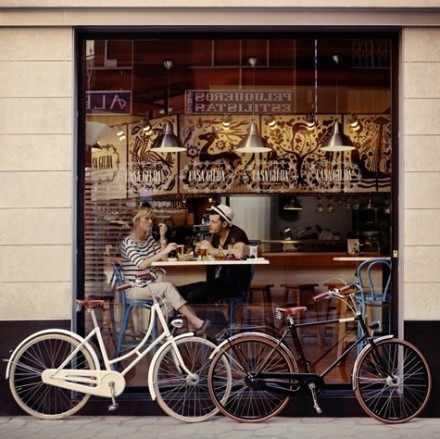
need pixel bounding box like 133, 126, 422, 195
209, 331, 291, 360
5, 328, 100, 379
351, 334, 395, 390
147, 332, 195, 401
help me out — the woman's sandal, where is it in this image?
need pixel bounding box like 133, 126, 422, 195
194, 320, 211, 336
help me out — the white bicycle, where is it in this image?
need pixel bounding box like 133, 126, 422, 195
5, 268, 228, 422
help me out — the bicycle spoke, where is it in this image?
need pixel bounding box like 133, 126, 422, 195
9, 333, 94, 419
354, 339, 431, 423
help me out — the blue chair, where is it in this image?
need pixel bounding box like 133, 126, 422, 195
111, 261, 156, 358
355, 258, 392, 334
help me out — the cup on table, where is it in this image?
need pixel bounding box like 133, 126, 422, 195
199, 246, 209, 260
176, 245, 186, 261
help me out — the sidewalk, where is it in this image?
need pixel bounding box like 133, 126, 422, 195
1, 416, 439, 439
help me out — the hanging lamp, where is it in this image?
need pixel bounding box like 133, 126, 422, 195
151, 60, 186, 153
236, 58, 271, 153
320, 54, 354, 152
306, 39, 319, 131
283, 197, 303, 211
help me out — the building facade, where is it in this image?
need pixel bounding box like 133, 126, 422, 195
0, 1, 439, 417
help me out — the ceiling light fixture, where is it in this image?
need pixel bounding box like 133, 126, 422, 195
222, 113, 232, 129
236, 57, 271, 154
116, 125, 126, 141
151, 60, 186, 152
283, 197, 303, 211
265, 114, 277, 129
306, 39, 319, 131
142, 114, 152, 133
305, 113, 317, 131
321, 54, 355, 152
348, 113, 362, 132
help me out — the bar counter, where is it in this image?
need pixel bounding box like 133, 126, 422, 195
262, 252, 382, 267
148, 252, 386, 291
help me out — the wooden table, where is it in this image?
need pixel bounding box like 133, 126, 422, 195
152, 258, 270, 327
151, 257, 270, 267
333, 256, 391, 262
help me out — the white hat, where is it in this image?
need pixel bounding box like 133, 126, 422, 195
211, 204, 234, 224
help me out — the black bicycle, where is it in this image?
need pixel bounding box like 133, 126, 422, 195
207, 283, 432, 424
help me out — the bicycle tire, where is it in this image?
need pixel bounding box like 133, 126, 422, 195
353, 338, 432, 423
9, 332, 96, 420
208, 333, 297, 423
150, 336, 225, 423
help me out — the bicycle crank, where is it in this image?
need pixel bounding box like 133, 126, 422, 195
302, 376, 325, 415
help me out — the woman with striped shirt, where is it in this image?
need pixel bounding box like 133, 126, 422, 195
120, 206, 210, 335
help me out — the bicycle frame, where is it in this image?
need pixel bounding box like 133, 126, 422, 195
7, 298, 197, 401
232, 289, 392, 399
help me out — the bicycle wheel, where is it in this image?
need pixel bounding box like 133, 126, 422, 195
150, 336, 225, 423
9, 332, 96, 420
208, 333, 297, 423
353, 338, 432, 423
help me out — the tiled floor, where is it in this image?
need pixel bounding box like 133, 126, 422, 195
1, 416, 439, 439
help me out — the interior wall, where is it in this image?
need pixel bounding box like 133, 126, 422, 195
228, 195, 272, 241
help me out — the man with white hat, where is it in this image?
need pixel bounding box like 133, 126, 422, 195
177, 204, 252, 304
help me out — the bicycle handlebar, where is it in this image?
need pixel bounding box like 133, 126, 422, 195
313, 283, 356, 302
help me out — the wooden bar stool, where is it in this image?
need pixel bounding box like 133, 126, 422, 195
280, 283, 319, 307
247, 284, 274, 326
323, 281, 356, 358
280, 283, 320, 343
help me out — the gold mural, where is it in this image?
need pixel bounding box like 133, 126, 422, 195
179, 113, 391, 194
95, 113, 391, 199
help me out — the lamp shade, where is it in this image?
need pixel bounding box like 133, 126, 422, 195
86, 121, 110, 146
236, 122, 271, 153
283, 197, 303, 211
151, 122, 186, 152
320, 122, 355, 152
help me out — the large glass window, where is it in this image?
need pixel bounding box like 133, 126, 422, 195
81, 33, 394, 387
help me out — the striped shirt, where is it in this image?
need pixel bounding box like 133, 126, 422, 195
120, 235, 160, 283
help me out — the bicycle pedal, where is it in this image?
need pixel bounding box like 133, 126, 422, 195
108, 402, 118, 411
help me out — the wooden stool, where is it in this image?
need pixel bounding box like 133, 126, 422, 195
247, 284, 274, 326
323, 282, 357, 358
280, 283, 318, 307
280, 283, 321, 343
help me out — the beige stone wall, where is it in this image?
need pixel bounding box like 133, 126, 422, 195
0, 28, 74, 321
1, 11, 439, 324
402, 28, 440, 321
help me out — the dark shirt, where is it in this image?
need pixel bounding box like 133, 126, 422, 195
210, 225, 252, 295
177, 225, 253, 303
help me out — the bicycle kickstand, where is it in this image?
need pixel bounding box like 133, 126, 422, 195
108, 381, 119, 412
307, 382, 322, 414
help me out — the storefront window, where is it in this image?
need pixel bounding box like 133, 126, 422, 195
82, 34, 394, 387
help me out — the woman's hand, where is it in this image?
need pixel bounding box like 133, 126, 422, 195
164, 242, 177, 255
